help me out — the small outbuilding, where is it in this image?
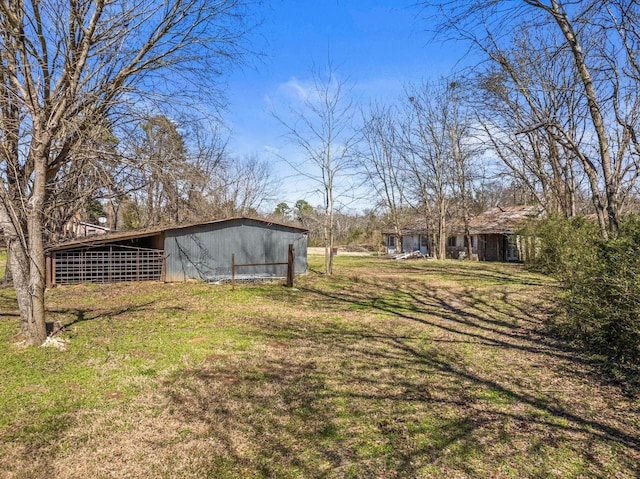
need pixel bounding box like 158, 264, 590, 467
46, 217, 308, 286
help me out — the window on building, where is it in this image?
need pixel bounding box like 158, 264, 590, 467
447, 236, 457, 247
388, 235, 396, 248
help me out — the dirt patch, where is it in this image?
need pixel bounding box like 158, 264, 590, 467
104, 391, 124, 399
15, 385, 48, 393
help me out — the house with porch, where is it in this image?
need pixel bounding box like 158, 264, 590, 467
447, 205, 542, 261
383, 205, 541, 261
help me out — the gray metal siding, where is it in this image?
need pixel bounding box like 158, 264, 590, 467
163, 218, 307, 282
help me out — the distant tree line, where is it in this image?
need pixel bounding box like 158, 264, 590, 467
78, 113, 275, 235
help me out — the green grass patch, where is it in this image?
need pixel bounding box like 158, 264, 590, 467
0, 255, 638, 478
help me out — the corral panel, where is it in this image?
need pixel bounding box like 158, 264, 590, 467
53, 246, 164, 285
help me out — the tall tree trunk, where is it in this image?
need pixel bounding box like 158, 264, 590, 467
437, 213, 446, 260
464, 226, 473, 261
24, 160, 47, 345
0, 202, 46, 344
328, 191, 334, 275
394, 225, 403, 254
1, 242, 12, 283
323, 183, 332, 275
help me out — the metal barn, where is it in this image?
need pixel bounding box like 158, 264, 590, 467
46, 217, 308, 286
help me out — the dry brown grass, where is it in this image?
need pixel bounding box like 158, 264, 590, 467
0, 257, 639, 478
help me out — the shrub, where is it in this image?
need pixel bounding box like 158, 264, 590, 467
521, 215, 599, 278
525, 215, 640, 365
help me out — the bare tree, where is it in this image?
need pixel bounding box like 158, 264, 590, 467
176, 118, 230, 223
118, 116, 274, 226
359, 103, 408, 253
120, 115, 190, 227
473, 26, 586, 219
212, 154, 276, 217
0, 0, 254, 346
401, 81, 455, 260
422, 0, 640, 238
447, 81, 478, 260
275, 64, 358, 274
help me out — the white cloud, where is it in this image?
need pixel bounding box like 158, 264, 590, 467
277, 76, 314, 103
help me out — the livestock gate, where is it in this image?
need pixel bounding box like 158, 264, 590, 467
47, 245, 164, 286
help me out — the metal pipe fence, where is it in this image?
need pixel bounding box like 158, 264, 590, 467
231, 244, 295, 290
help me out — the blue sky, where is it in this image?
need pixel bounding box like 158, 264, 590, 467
223, 0, 467, 211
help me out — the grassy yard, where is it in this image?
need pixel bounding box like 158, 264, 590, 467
0, 254, 638, 478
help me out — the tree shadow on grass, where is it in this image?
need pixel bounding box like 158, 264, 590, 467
387, 335, 640, 450
158, 267, 639, 478
161, 323, 639, 477
378, 260, 550, 287
47, 301, 159, 327
302, 279, 583, 364
164, 353, 438, 477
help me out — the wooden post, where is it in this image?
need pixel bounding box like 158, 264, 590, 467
286, 244, 294, 288
231, 253, 235, 290
161, 251, 166, 283
45, 255, 51, 289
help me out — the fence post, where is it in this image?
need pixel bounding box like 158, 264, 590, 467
231, 253, 235, 290
286, 244, 294, 288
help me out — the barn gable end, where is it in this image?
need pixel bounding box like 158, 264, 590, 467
164, 218, 308, 282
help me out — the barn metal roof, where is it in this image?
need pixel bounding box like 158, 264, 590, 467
47, 216, 308, 252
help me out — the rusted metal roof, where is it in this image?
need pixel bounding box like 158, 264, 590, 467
47, 216, 308, 252
383, 205, 542, 237
381, 219, 430, 236
468, 205, 541, 235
